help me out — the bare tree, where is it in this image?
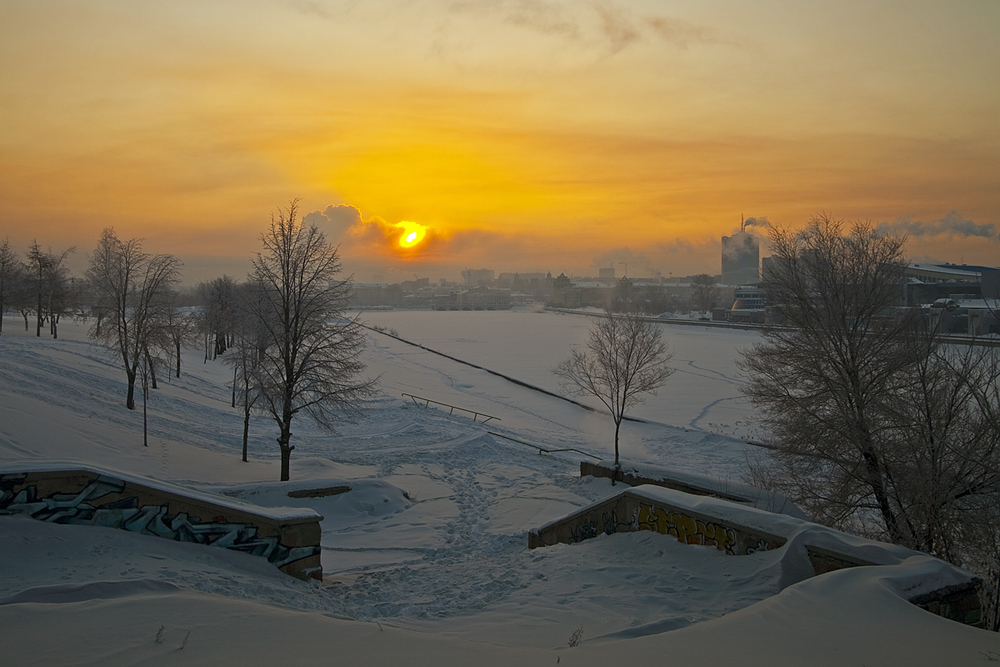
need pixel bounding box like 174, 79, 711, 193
690, 274, 721, 314
741, 216, 919, 541
161, 293, 197, 379
553, 310, 674, 468
25, 241, 74, 338
86, 228, 182, 410
224, 282, 268, 463
196, 275, 239, 362
0, 238, 23, 335
247, 201, 376, 481
740, 216, 1000, 620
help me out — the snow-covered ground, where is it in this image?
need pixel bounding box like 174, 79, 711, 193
1, 311, 998, 665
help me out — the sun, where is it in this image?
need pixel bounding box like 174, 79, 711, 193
396, 221, 428, 249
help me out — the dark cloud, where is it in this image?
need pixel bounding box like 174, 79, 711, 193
877, 211, 998, 239
304, 204, 363, 232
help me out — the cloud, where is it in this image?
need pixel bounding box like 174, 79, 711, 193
304, 204, 455, 261
445, 1, 728, 58
449, 0, 580, 39
281, 1, 336, 20
877, 211, 998, 239
645, 16, 716, 50
304, 203, 392, 247
594, 2, 640, 54
304, 204, 363, 232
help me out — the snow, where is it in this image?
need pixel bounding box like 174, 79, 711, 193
603, 457, 810, 518
1, 311, 999, 665
0, 459, 323, 522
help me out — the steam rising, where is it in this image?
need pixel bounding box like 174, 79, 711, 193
878, 211, 998, 239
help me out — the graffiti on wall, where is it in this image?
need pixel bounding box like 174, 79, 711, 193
0, 474, 318, 569
568, 507, 632, 544
635, 503, 741, 555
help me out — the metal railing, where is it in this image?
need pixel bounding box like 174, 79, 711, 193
488, 431, 601, 460
401, 393, 500, 423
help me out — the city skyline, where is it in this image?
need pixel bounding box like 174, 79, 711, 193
2, 1, 999, 284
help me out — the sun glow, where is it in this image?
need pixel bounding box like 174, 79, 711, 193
396, 221, 427, 249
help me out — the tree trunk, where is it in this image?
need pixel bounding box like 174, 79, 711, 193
35, 276, 42, 337
125, 367, 137, 410
51, 314, 58, 339
142, 373, 149, 447
147, 352, 158, 390
232, 365, 237, 408
278, 431, 293, 481
175, 340, 182, 378
613, 418, 622, 467
243, 407, 250, 463
277, 412, 295, 481
862, 447, 904, 545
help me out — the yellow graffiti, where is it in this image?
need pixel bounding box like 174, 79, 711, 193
636, 504, 738, 555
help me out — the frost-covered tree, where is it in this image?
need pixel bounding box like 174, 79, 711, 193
741, 216, 1000, 624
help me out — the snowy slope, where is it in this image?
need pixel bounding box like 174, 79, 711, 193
1, 312, 998, 665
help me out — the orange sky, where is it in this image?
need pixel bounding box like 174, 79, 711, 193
1, 1, 998, 283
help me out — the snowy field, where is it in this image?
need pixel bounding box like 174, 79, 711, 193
1, 310, 999, 665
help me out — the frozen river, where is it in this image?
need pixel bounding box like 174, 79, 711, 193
360, 308, 762, 441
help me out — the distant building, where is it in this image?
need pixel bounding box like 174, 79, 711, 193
461, 269, 495, 286
598, 267, 616, 281
455, 286, 511, 310
725, 284, 767, 324
721, 230, 760, 285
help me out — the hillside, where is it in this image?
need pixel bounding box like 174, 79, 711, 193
1, 312, 998, 665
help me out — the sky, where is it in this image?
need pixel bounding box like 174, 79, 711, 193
2, 0, 999, 284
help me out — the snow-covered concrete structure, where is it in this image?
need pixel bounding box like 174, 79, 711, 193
529, 483, 983, 626
0, 461, 324, 580
581, 458, 808, 518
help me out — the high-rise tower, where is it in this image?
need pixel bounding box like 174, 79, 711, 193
721, 218, 760, 285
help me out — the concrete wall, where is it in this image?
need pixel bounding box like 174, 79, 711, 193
528, 487, 785, 556
529, 485, 983, 627
0, 464, 324, 581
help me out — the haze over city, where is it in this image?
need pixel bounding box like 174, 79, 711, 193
2, 1, 999, 283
